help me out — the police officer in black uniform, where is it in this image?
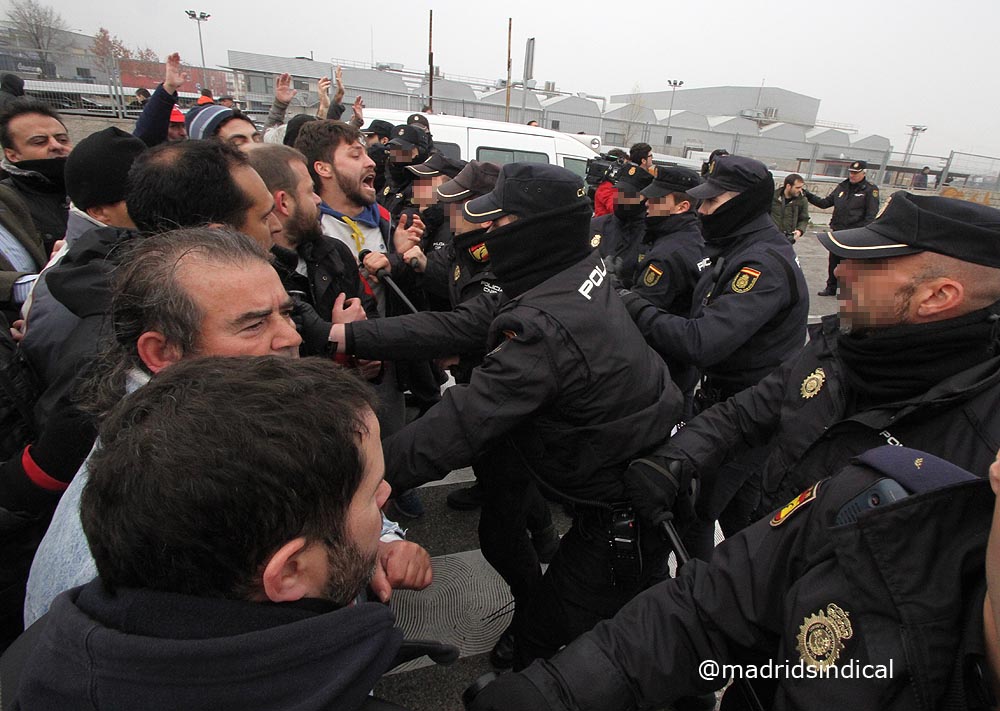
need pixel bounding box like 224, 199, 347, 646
647, 193, 1000, 530
467, 446, 995, 711
620, 155, 808, 558
590, 162, 653, 287
631, 166, 706, 394
362, 119, 393, 195
330, 163, 683, 668
804, 159, 879, 296
380, 123, 430, 222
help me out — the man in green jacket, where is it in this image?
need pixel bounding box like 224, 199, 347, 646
770, 173, 809, 242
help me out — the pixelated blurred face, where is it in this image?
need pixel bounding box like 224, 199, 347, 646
448, 201, 490, 235
217, 118, 262, 148
785, 180, 804, 198
320, 408, 390, 605
412, 175, 447, 207
646, 194, 687, 217
388, 146, 418, 164
848, 170, 865, 184
834, 255, 922, 331
178, 257, 302, 358
4, 113, 72, 161
697, 190, 740, 216
616, 190, 644, 206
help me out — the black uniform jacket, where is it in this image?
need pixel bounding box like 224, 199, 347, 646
805, 178, 879, 230
377, 252, 683, 500
590, 211, 646, 287
627, 213, 808, 394
666, 314, 1000, 515
500, 450, 991, 710
631, 213, 705, 316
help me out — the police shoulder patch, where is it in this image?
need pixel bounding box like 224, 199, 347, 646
642, 264, 664, 287
731, 266, 761, 294
872, 188, 879, 199
771, 481, 821, 527
469, 242, 489, 263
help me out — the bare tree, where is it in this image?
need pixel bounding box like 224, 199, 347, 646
620, 84, 647, 147
5, 0, 68, 67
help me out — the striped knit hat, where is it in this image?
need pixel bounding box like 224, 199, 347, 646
185, 104, 234, 141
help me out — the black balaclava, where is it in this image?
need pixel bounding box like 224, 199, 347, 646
484, 201, 593, 298
698, 173, 773, 244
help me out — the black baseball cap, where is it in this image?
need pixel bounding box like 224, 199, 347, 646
849, 160, 867, 172
406, 153, 467, 178
688, 155, 770, 199
818, 192, 1000, 267
437, 160, 500, 203
387, 124, 423, 150
407, 113, 430, 131
362, 119, 393, 140
642, 166, 703, 199
615, 163, 653, 194
463, 163, 589, 223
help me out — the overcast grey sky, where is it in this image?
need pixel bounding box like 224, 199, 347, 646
38, 0, 999, 158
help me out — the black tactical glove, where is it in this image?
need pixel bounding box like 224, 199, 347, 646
617, 289, 650, 320
623, 456, 692, 529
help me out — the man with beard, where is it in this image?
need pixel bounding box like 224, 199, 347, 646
11, 353, 422, 710
619, 155, 807, 559
245, 144, 375, 323
0, 100, 72, 255
330, 164, 683, 668
590, 162, 653, 288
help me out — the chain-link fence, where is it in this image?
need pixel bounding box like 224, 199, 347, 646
5, 42, 998, 205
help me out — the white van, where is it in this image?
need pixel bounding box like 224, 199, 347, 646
360, 109, 598, 180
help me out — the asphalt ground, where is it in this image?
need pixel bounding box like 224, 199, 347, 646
373, 215, 841, 710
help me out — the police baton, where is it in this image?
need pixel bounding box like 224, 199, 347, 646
657, 512, 766, 711
357, 249, 421, 315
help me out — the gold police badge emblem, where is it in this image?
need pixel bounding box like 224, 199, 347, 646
872, 188, 879, 199
628, 166, 636, 176
469, 242, 489, 262
397, 128, 405, 136
591, 234, 602, 248
731, 267, 761, 293
797, 603, 853, 670
383, 186, 391, 196
800, 368, 826, 399
643, 264, 663, 287
453, 264, 461, 282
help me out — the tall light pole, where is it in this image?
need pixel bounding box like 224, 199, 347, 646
185, 10, 210, 86
664, 79, 683, 151
902, 124, 927, 167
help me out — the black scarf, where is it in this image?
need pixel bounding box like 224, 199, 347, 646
838, 303, 1000, 408
484, 201, 593, 298
13, 156, 67, 191
386, 162, 413, 189
453, 226, 489, 256
644, 212, 700, 242
613, 202, 645, 222
698, 174, 774, 243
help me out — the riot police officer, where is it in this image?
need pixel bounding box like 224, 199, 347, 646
590, 162, 653, 287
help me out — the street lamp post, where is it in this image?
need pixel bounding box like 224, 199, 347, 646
664, 79, 684, 152
185, 10, 210, 87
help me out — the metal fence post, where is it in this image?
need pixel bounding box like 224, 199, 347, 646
939, 151, 954, 189
806, 142, 819, 180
